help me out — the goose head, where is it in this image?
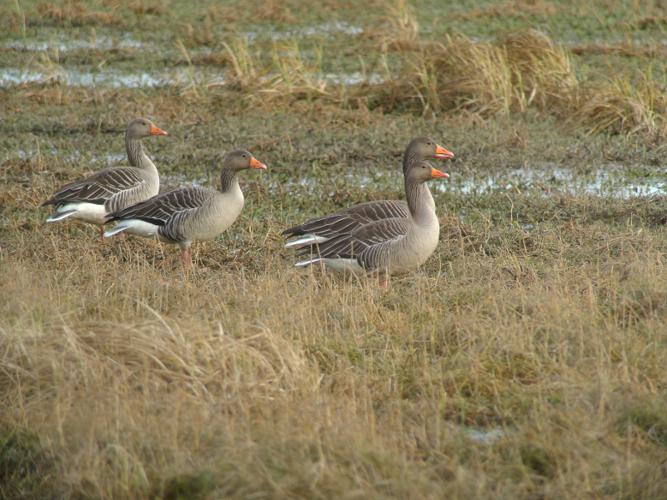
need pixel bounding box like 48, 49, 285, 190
126, 118, 168, 139
407, 136, 455, 161
223, 150, 268, 171
406, 160, 449, 185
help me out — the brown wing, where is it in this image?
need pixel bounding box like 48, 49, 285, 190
298, 217, 409, 269
106, 186, 212, 225
106, 186, 214, 242
283, 200, 408, 239
42, 167, 144, 206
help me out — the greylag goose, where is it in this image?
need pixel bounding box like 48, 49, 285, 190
103, 150, 267, 268
42, 118, 167, 240
283, 138, 453, 286
282, 137, 453, 248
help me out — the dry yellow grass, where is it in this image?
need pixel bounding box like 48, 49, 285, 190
573, 74, 667, 136
501, 30, 577, 112
378, 0, 421, 52
2, 179, 667, 497
210, 38, 338, 105
364, 29, 667, 137
371, 31, 574, 117
34, 0, 123, 27
453, 0, 558, 21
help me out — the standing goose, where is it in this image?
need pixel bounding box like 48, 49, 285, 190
282, 137, 454, 248
42, 118, 167, 240
103, 150, 267, 268
284, 139, 453, 286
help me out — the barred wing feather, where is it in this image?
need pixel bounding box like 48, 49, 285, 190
43, 167, 145, 206
301, 217, 409, 271
283, 200, 409, 239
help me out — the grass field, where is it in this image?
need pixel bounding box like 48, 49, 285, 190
2, 0, 667, 498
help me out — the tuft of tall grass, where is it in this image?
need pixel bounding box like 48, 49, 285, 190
221, 38, 260, 90
501, 29, 577, 112
380, 0, 421, 52
261, 41, 329, 101
217, 38, 337, 105
573, 74, 667, 136
368, 29, 666, 137
436, 36, 515, 115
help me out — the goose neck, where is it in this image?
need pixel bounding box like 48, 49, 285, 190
219, 168, 240, 193
405, 179, 435, 225
402, 148, 420, 174
125, 134, 156, 173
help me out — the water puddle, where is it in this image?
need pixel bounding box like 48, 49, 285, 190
243, 21, 363, 41
8, 147, 664, 201
4, 34, 145, 52
441, 165, 666, 199
0, 67, 223, 88
275, 164, 665, 200
8, 150, 150, 169
92, 153, 126, 166
162, 173, 208, 189
0, 66, 382, 88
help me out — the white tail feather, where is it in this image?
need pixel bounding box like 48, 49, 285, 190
46, 210, 77, 222
103, 225, 129, 238
285, 234, 329, 249
295, 258, 322, 268
46, 202, 107, 224
105, 219, 160, 239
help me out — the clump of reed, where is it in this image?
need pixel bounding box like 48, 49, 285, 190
369, 27, 666, 136
379, 0, 421, 52
369, 30, 572, 117
211, 38, 339, 105
573, 74, 667, 136
211, 26, 667, 137
501, 29, 577, 112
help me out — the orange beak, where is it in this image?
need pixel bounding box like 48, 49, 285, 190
250, 156, 267, 170
434, 144, 455, 160
149, 123, 168, 136
431, 167, 449, 179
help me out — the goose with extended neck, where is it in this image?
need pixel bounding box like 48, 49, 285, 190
104, 150, 267, 268
42, 118, 167, 241
283, 137, 454, 286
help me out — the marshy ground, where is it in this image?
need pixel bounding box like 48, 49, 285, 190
1, 0, 667, 498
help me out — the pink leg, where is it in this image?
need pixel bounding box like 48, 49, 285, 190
180, 247, 192, 269
378, 272, 390, 289
98, 226, 105, 243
